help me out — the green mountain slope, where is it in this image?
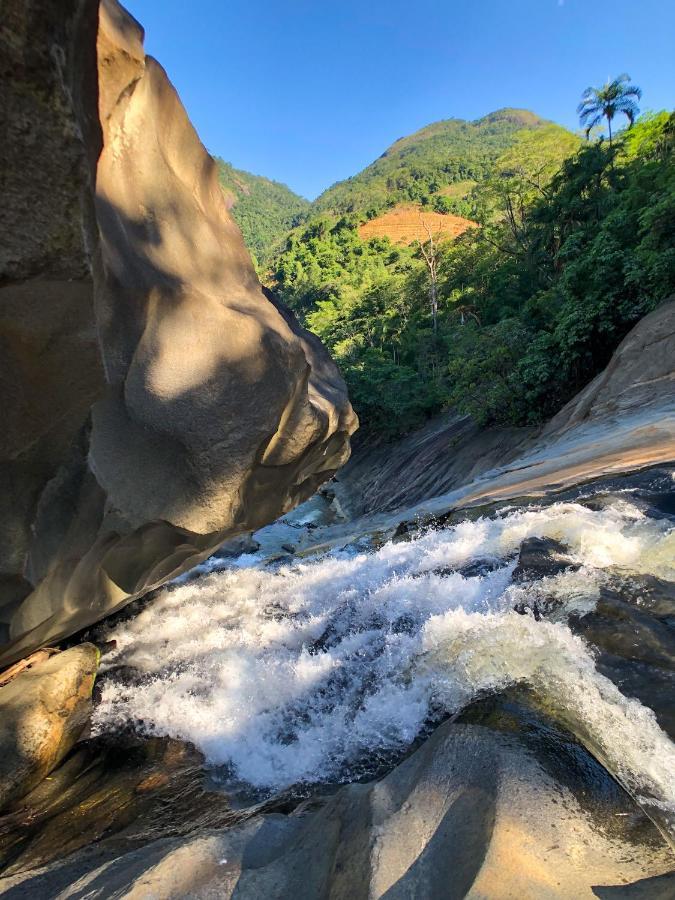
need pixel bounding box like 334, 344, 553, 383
271, 111, 576, 319
216, 160, 309, 267
269, 110, 674, 440
312, 108, 552, 216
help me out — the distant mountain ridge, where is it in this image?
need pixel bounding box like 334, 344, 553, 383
382, 108, 547, 156
216, 109, 566, 265
311, 108, 553, 217
215, 159, 309, 266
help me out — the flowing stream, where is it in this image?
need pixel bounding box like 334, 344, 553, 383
93, 477, 675, 837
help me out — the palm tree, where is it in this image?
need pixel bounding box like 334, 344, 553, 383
577, 74, 642, 145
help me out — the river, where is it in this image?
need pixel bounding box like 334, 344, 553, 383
92, 467, 675, 843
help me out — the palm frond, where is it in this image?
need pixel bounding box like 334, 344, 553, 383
577, 74, 642, 138
579, 108, 603, 127
583, 114, 604, 138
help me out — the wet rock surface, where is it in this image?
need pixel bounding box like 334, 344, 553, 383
569, 575, 675, 740
1, 710, 671, 898
512, 535, 580, 582
0, 736, 221, 878
0, 730, 312, 880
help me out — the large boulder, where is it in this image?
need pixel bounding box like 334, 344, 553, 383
2, 716, 671, 897
0, 0, 105, 653
0, 0, 356, 667
0, 645, 99, 811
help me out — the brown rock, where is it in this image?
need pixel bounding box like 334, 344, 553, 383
0, 0, 105, 645
0, 645, 99, 811
0, 0, 356, 667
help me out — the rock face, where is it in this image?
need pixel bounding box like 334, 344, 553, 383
335, 299, 675, 521
334, 412, 535, 518
2, 714, 672, 897
0, 0, 105, 654
0, 735, 234, 876
543, 298, 675, 434
0, 645, 99, 811
0, 0, 356, 667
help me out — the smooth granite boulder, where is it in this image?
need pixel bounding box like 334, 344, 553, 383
0, 0, 356, 667
2, 715, 672, 898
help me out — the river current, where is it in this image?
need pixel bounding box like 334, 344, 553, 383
93, 472, 675, 833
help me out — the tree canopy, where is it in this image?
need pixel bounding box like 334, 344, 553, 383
270, 111, 674, 440
577, 74, 642, 143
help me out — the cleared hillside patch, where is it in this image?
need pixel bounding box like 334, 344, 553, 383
358, 204, 477, 245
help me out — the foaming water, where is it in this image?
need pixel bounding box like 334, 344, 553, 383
93, 498, 675, 824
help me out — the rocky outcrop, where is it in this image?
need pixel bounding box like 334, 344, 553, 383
0, 0, 105, 654
334, 413, 534, 518
0, 0, 356, 668
544, 298, 675, 433
0, 645, 99, 811
2, 713, 672, 897
0, 735, 235, 876
335, 299, 675, 523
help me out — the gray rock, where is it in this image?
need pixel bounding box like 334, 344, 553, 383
212, 535, 261, 560
2, 718, 671, 898
0, 0, 356, 668
0, 645, 99, 812
569, 580, 675, 739
512, 536, 580, 582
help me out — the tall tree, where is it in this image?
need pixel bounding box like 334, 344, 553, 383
577, 74, 642, 145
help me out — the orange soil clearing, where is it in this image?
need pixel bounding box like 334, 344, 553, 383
358, 204, 477, 246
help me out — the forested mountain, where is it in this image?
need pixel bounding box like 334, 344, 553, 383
216, 160, 309, 267
270, 111, 575, 317
313, 108, 552, 217
217, 107, 673, 443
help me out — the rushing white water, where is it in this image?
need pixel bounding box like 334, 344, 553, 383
94, 497, 675, 822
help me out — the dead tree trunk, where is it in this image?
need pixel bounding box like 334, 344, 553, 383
417, 217, 440, 335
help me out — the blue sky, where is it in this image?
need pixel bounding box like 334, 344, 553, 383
126, 0, 674, 199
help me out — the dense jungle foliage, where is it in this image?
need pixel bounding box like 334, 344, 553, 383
270, 111, 674, 439
216, 159, 309, 268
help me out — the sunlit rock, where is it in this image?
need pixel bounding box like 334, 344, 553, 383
0, 0, 356, 667
0, 645, 99, 812
3, 716, 672, 897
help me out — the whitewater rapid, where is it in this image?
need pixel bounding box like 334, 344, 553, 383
94, 495, 675, 830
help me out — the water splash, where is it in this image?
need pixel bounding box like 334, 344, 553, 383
94, 499, 675, 827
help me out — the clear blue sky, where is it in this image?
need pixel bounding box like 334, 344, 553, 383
126, 0, 674, 199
